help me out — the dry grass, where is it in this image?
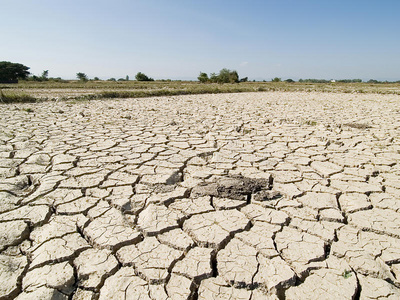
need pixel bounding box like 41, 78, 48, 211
343, 122, 372, 129
0, 81, 399, 102
0, 90, 37, 103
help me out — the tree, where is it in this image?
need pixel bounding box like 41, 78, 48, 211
272, 77, 281, 82
135, 72, 154, 81
76, 72, 88, 82
198, 72, 209, 83
126, 75, 129, 81
0, 61, 30, 83
285, 79, 294, 83
93, 77, 100, 81
209, 73, 218, 83
239, 77, 248, 82
41, 70, 49, 80
229, 70, 239, 83
208, 69, 239, 83
217, 68, 238, 83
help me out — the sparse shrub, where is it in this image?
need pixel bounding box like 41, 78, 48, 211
41, 70, 49, 81
342, 270, 352, 279
204, 69, 240, 83
305, 120, 317, 126
76, 72, 88, 82
198, 72, 209, 83
343, 123, 371, 129
49, 77, 66, 83
135, 72, 154, 81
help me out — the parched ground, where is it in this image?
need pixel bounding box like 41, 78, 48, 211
1, 91, 400, 300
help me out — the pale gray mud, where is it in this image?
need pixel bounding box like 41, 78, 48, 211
1, 91, 400, 299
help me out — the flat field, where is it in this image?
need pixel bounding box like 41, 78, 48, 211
1, 80, 400, 101
1, 89, 400, 299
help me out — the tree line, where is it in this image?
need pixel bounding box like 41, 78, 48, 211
1, 61, 400, 84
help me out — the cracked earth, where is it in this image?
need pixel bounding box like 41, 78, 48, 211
1, 91, 400, 299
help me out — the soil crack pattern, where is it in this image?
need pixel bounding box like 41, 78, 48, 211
1, 91, 400, 299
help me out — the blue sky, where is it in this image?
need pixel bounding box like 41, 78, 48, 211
1, 0, 399, 80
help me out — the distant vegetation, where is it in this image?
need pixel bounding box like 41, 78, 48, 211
299, 78, 400, 84
76, 72, 88, 82
135, 72, 154, 81
1, 62, 400, 103
198, 68, 239, 83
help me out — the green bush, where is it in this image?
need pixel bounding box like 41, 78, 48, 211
76, 72, 88, 82
135, 72, 154, 81
199, 69, 239, 83
198, 72, 209, 83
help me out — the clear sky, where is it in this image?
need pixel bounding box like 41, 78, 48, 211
1, 0, 399, 81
